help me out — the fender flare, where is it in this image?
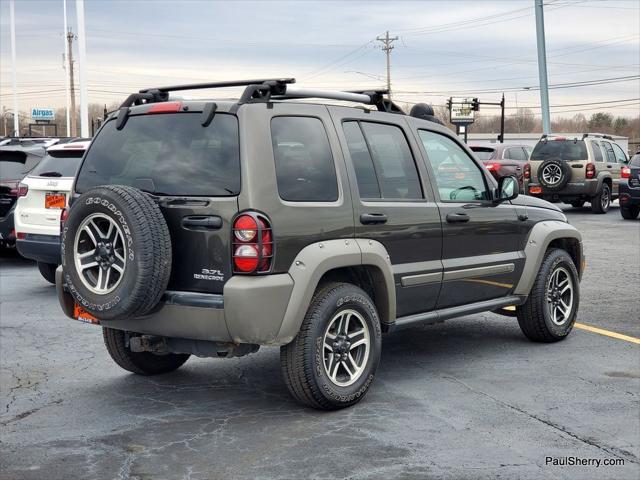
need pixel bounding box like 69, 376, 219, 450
274, 239, 395, 345
513, 220, 583, 296
595, 172, 612, 192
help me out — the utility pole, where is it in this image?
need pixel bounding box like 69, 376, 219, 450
376, 31, 398, 100
67, 29, 77, 137
9, 0, 19, 137
63, 0, 71, 137
76, 0, 89, 138
500, 93, 505, 143
535, 0, 551, 134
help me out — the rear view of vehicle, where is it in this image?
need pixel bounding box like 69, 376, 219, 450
527, 134, 620, 214
619, 154, 640, 220
470, 144, 530, 191
0, 147, 45, 248
15, 141, 90, 283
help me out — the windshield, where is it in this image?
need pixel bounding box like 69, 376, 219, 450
470, 146, 495, 161
30, 150, 84, 177
75, 113, 240, 196
531, 140, 587, 161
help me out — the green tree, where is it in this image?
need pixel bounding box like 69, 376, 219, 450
588, 112, 613, 130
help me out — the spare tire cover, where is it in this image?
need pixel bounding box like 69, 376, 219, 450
537, 158, 571, 190
61, 185, 172, 320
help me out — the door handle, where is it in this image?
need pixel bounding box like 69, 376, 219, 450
182, 215, 222, 229
446, 212, 470, 223
360, 213, 388, 225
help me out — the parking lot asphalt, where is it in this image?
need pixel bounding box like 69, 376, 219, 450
1, 204, 638, 480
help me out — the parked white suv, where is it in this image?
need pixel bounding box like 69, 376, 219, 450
15, 141, 90, 283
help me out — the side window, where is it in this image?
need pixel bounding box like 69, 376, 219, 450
358, 122, 423, 199
601, 141, 617, 163
342, 122, 380, 198
271, 116, 338, 202
611, 143, 628, 164
505, 147, 525, 161
591, 141, 604, 162
524, 146, 533, 159
418, 130, 490, 202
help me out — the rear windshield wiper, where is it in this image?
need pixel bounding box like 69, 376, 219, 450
38, 171, 63, 177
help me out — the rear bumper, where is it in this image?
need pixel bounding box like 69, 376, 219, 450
619, 181, 640, 206
526, 180, 599, 199
16, 234, 60, 264
0, 208, 15, 244
56, 267, 295, 346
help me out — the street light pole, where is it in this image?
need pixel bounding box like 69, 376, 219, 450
9, 0, 19, 137
63, 0, 71, 137
535, 0, 551, 134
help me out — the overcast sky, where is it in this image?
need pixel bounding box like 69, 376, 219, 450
1, 0, 639, 120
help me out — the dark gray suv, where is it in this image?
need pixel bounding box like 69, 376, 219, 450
56, 79, 584, 410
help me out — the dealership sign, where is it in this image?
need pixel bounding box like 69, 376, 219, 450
31, 108, 55, 121
448, 97, 478, 124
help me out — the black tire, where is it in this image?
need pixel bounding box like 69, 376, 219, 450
37, 262, 57, 284
517, 248, 579, 343
620, 205, 640, 219
280, 282, 382, 410
590, 183, 611, 214
103, 327, 189, 375
61, 185, 171, 320
537, 158, 571, 190
570, 200, 585, 208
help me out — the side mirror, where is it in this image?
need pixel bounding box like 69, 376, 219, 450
495, 175, 519, 203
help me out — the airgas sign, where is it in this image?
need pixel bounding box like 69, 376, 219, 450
31, 108, 55, 121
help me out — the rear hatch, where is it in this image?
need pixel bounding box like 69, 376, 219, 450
530, 138, 588, 183
73, 105, 240, 294
18, 149, 84, 231
1, 149, 44, 218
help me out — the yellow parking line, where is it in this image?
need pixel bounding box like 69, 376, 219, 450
574, 323, 640, 345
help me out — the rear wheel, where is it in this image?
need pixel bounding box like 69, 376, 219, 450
280, 282, 382, 410
591, 183, 611, 214
103, 328, 190, 375
37, 262, 57, 284
517, 249, 579, 342
620, 205, 640, 219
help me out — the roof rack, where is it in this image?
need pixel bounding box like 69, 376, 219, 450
119, 78, 296, 108
118, 78, 405, 114
582, 133, 613, 140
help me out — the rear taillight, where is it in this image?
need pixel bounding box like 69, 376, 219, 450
16, 231, 25, 240
524, 163, 531, 181
60, 208, 69, 230
621, 166, 631, 179
232, 212, 273, 274
8, 182, 28, 197
585, 163, 596, 179
484, 162, 500, 172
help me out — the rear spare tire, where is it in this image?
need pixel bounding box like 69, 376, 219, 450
61, 185, 172, 320
537, 158, 571, 190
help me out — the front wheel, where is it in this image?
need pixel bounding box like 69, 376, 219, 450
103, 328, 190, 375
280, 282, 382, 410
517, 249, 579, 342
591, 184, 611, 214
37, 262, 57, 284
620, 205, 640, 219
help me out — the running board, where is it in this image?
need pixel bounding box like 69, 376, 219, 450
389, 295, 525, 332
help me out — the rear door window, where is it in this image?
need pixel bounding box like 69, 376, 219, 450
30, 149, 85, 177
342, 122, 380, 198
75, 113, 240, 196
271, 116, 338, 202
505, 147, 526, 161
611, 143, 628, 164
591, 142, 604, 162
530, 140, 588, 162
601, 141, 617, 163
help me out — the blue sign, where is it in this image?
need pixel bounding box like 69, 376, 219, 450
31, 108, 55, 121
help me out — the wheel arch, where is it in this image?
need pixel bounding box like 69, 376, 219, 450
274, 239, 395, 345
514, 221, 584, 296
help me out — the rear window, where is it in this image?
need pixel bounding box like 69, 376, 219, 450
531, 140, 587, 162
0, 151, 43, 179
630, 154, 640, 167
470, 146, 495, 161
75, 113, 240, 196
30, 149, 85, 177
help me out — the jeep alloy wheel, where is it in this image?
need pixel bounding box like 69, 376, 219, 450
541, 163, 562, 186
322, 309, 370, 387
545, 265, 574, 326
74, 213, 127, 294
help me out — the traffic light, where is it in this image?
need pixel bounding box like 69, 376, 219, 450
472, 98, 480, 111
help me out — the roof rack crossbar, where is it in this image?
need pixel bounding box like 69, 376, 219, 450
272, 88, 405, 114
139, 78, 295, 95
